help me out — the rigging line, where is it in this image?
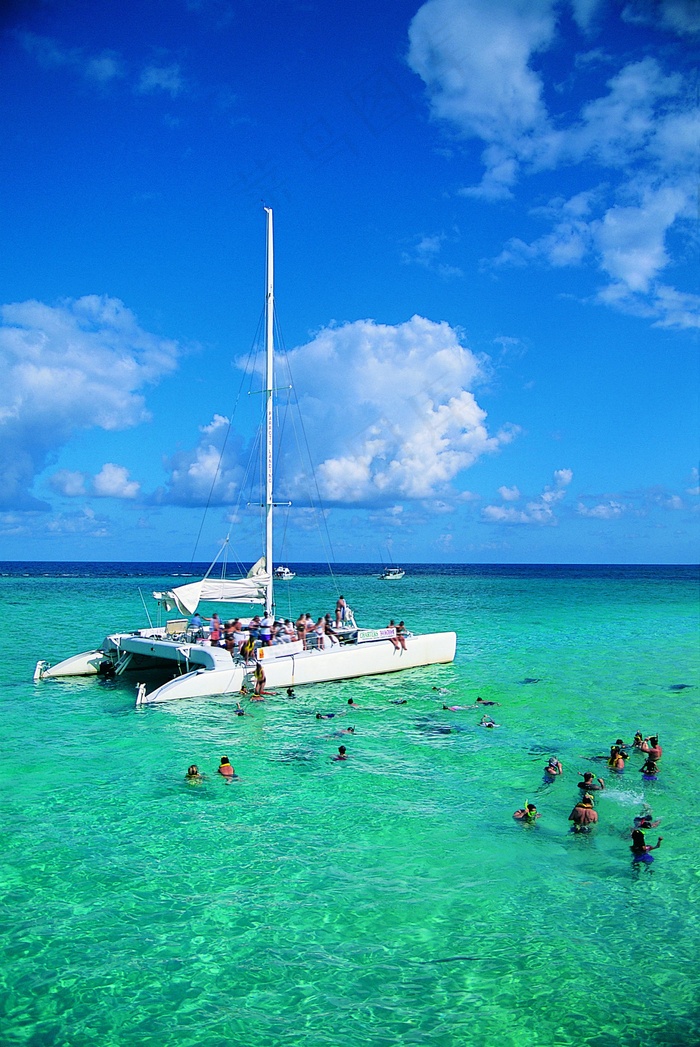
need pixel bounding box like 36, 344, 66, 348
277, 342, 341, 594
190, 306, 266, 565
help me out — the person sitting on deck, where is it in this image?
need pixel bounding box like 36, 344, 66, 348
396, 621, 408, 651
189, 612, 204, 637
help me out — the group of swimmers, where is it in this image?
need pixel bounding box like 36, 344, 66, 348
512, 730, 665, 867
185, 756, 239, 783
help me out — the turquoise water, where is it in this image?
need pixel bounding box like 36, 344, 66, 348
2, 565, 699, 1046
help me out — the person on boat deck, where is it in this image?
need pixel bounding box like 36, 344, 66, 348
232, 619, 246, 652
323, 614, 339, 645
569, 795, 598, 831
313, 617, 330, 649
388, 620, 401, 650
248, 616, 261, 642
189, 612, 204, 636
335, 595, 347, 625
578, 771, 605, 791
259, 613, 273, 646
217, 756, 236, 778
396, 621, 408, 650
185, 765, 203, 782
295, 614, 307, 648
640, 735, 662, 761
208, 612, 222, 646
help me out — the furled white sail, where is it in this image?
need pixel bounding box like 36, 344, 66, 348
154, 557, 270, 615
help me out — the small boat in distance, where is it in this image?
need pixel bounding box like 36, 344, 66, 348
273, 565, 295, 580
379, 566, 405, 581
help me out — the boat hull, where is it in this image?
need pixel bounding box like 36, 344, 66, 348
135, 631, 456, 704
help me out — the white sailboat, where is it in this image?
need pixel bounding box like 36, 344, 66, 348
34, 209, 456, 705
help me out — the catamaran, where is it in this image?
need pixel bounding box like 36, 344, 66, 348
34, 209, 456, 704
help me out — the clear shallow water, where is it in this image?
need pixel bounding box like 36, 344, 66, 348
1, 564, 699, 1047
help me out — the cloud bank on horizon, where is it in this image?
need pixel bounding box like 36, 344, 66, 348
0, 0, 697, 562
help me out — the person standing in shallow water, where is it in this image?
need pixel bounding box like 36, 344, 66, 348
631, 829, 663, 864
569, 795, 598, 832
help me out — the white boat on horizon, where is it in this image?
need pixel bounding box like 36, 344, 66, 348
34, 209, 456, 704
273, 565, 295, 580
379, 566, 405, 580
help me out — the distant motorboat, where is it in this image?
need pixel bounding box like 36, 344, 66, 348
273, 565, 295, 580
379, 566, 405, 580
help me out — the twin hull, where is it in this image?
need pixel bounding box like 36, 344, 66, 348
38, 631, 457, 705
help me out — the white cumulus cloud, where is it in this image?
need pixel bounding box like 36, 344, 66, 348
482, 468, 572, 524
0, 295, 179, 510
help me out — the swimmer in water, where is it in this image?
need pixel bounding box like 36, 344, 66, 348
633, 812, 662, 830
443, 704, 468, 711
479, 714, 499, 728
544, 757, 563, 779
185, 765, 203, 783
633, 731, 644, 749
640, 756, 660, 781
569, 795, 598, 832
608, 746, 627, 772
330, 726, 356, 737
332, 745, 348, 762
217, 756, 237, 780
474, 696, 501, 707
389, 699, 407, 705
286, 687, 296, 698
577, 772, 605, 791
234, 702, 249, 717
316, 712, 336, 720
513, 803, 540, 822
640, 735, 662, 760
631, 829, 663, 863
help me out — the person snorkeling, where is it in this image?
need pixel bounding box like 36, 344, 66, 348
185, 765, 204, 783
513, 803, 540, 823
630, 829, 663, 864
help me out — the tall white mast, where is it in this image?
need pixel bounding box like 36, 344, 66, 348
264, 207, 274, 616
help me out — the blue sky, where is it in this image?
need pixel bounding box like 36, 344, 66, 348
0, 0, 697, 565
